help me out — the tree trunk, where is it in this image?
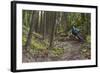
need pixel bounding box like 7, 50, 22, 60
43, 12, 47, 39
25, 11, 38, 50
49, 12, 56, 49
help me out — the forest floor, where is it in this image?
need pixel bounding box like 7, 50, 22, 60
22, 38, 90, 63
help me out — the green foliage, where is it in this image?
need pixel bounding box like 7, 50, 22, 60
22, 35, 27, 46
50, 48, 64, 57
22, 10, 32, 47
57, 25, 64, 33
22, 10, 91, 61
31, 36, 46, 50
80, 43, 91, 59
86, 35, 91, 43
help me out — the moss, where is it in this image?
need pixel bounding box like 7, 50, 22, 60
50, 48, 64, 57
22, 35, 27, 46
31, 36, 47, 50
86, 35, 91, 43
80, 43, 91, 59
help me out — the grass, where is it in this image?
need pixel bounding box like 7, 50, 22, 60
50, 47, 64, 58
31, 36, 47, 50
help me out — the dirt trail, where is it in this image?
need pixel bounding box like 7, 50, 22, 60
22, 40, 85, 63
57, 40, 83, 60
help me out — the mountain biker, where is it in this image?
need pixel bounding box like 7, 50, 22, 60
71, 26, 84, 42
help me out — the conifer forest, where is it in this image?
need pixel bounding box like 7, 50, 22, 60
22, 10, 91, 63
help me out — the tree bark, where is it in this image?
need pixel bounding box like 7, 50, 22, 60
25, 11, 38, 50
49, 12, 56, 49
